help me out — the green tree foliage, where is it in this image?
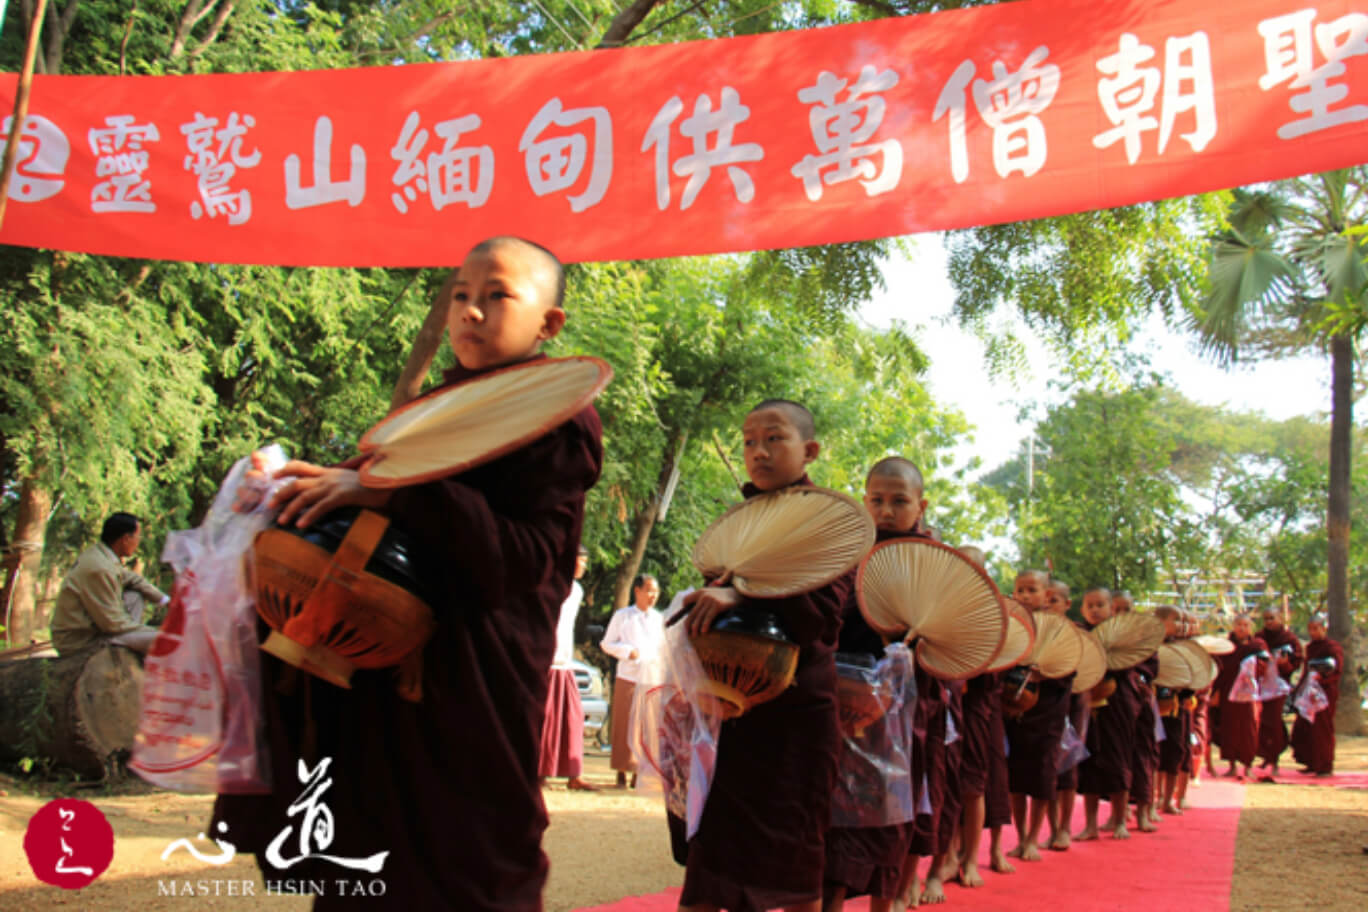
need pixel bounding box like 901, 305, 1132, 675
1190, 168, 1368, 733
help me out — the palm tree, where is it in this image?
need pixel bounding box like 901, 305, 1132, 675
1192, 167, 1368, 736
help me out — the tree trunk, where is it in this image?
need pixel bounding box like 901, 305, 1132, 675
390, 271, 457, 411
1, 477, 52, 647
611, 429, 688, 610
1326, 333, 1362, 735
0, 644, 145, 779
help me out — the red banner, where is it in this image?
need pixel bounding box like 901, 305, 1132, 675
1, 0, 1366, 266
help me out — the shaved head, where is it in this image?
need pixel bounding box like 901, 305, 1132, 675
868, 456, 924, 495
1047, 579, 1070, 598
750, 398, 816, 441
1016, 569, 1049, 587
466, 235, 566, 309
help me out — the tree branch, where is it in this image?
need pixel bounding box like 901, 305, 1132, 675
596, 0, 663, 49
186, 0, 236, 64
169, 0, 212, 61
119, 1, 139, 76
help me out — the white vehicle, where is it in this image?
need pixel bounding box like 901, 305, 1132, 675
570, 659, 608, 745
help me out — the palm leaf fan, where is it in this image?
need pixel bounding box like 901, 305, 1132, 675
1155, 643, 1195, 689
692, 486, 875, 597
1195, 634, 1236, 656
357, 356, 613, 487
1173, 638, 1219, 689
857, 539, 1007, 680
987, 598, 1037, 673
1026, 613, 1085, 680
1093, 612, 1167, 671
1072, 628, 1108, 694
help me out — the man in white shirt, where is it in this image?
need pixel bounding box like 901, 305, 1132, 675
539, 545, 597, 790
600, 573, 664, 788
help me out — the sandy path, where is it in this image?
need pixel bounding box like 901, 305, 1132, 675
2, 739, 1365, 910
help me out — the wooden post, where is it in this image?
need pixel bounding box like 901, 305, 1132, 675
0, 0, 49, 232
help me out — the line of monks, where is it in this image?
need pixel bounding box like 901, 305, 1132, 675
821, 573, 1347, 912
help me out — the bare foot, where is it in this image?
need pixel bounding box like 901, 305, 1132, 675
1018, 841, 1042, 862
989, 850, 1015, 874
959, 861, 985, 888
1048, 830, 1071, 851
920, 877, 946, 905
567, 777, 599, 791
1006, 844, 1024, 859
905, 875, 922, 910
1178, 797, 1191, 809
1074, 826, 1099, 842
1161, 802, 1181, 815
1109, 822, 1130, 841
1137, 815, 1158, 833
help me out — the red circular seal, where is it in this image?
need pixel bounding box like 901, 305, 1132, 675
22, 798, 115, 889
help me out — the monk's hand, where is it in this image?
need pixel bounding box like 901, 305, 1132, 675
683, 586, 741, 637
270, 461, 390, 529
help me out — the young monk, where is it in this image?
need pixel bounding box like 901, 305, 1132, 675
953, 546, 1011, 889
1256, 606, 1303, 778
1003, 569, 1071, 862
1111, 591, 1133, 615
1075, 587, 1134, 842
1215, 615, 1269, 781
1130, 639, 1162, 834
1290, 613, 1345, 776
1152, 607, 1190, 816
213, 236, 604, 909
1045, 580, 1086, 851
679, 399, 851, 912
823, 458, 928, 912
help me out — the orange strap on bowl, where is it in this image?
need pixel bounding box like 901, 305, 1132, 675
286, 510, 391, 645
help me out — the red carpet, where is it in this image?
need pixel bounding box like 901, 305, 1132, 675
576, 780, 1246, 911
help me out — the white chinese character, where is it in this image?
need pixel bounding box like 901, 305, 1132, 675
519, 98, 613, 212
934, 47, 1060, 182
1093, 32, 1216, 164
54, 808, 93, 877
265, 758, 388, 873
284, 116, 366, 209
641, 87, 764, 211
791, 66, 903, 201
389, 111, 494, 213
1, 114, 69, 203
181, 111, 261, 225
88, 115, 159, 213
161, 821, 237, 866
1258, 10, 1368, 139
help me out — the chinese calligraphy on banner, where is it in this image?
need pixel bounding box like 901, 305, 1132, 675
0, 0, 1365, 267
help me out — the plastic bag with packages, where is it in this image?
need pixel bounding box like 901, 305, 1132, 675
130, 446, 287, 793
830, 643, 918, 828
1294, 671, 1329, 722
630, 611, 723, 838
1056, 716, 1090, 773
1227, 653, 1262, 704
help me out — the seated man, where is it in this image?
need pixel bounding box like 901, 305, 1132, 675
50, 512, 167, 655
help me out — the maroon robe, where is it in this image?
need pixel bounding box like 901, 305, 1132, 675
213, 359, 603, 911
961, 672, 1002, 798
824, 576, 915, 900
680, 476, 849, 912
1217, 636, 1268, 766
1190, 689, 1211, 776
1158, 689, 1194, 775
908, 664, 948, 856
1129, 657, 1161, 806
1291, 637, 1345, 774
1257, 625, 1303, 764
1005, 672, 1074, 801
1078, 669, 1137, 797
936, 684, 965, 853
1055, 691, 1089, 792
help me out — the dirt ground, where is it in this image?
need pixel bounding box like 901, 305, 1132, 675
2, 738, 1366, 910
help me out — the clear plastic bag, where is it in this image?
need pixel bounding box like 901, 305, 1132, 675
1294, 671, 1329, 722
1260, 655, 1292, 700
1227, 654, 1262, 704
1056, 716, 1090, 773
130, 447, 286, 793
1153, 694, 1167, 742
830, 644, 918, 828
630, 616, 722, 838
